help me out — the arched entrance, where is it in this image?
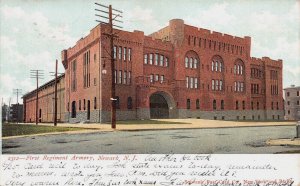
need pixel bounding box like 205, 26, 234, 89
150, 93, 169, 118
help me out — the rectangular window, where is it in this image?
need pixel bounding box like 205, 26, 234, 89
128, 48, 131, 61
215, 80, 219, 91
185, 57, 189, 68
149, 54, 153, 65
234, 65, 236, 74
123, 71, 127, 84
237, 82, 240, 92
194, 78, 198, 89
71, 60, 77, 92
186, 76, 189, 88
160, 75, 164, 83
155, 74, 159, 81
220, 80, 223, 91
287, 92, 290, 97
155, 54, 158, 65
150, 74, 154, 83
123, 47, 127, 61
212, 80, 215, 90
114, 70, 117, 84
83, 50, 90, 88
165, 57, 169, 67
118, 46, 122, 60
118, 70, 122, 84
234, 82, 237, 92
113, 46, 117, 59
144, 54, 148, 64
160, 55, 164, 66
190, 77, 194, 89
189, 58, 193, 68
241, 82, 244, 92
193, 59, 197, 69
128, 71, 131, 84
297, 91, 299, 96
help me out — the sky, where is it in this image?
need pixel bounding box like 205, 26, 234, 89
0, 0, 299, 105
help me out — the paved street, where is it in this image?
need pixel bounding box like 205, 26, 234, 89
2, 125, 300, 154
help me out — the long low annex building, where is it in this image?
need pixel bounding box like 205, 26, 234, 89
23, 74, 65, 123
59, 19, 284, 123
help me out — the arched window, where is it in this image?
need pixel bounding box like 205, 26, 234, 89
187, 99, 191, 109
213, 100, 216, 110
236, 101, 239, 110
234, 65, 236, 74
185, 57, 189, 68
127, 97, 133, 109
115, 96, 120, 109
257, 102, 259, 110
212, 80, 215, 90
215, 80, 219, 91
242, 101, 245, 110
185, 50, 200, 69
221, 100, 224, 110
235, 59, 245, 76
71, 101, 76, 118
211, 56, 224, 73
196, 99, 200, 109
94, 97, 97, 109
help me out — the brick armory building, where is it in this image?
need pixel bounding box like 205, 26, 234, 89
62, 19, 283, 123
23, 74, 65, 123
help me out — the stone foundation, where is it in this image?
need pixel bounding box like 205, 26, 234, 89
64, 109, 285, 123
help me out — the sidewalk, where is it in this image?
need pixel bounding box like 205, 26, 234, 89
15, 118, 297, 131
3, 119, 297, 140
266, 138, 300, 146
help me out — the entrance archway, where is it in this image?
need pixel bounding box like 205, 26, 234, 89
150, 93, 170, 118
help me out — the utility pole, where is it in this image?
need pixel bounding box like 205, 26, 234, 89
13, 89, 22, 124
50, 60, 63, 126
30, 70, 44, 125
8, 97, 11, 122
95, 3, 123, 129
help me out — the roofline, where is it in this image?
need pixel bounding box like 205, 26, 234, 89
22, 73, 65, 98
283, 86, 300, 90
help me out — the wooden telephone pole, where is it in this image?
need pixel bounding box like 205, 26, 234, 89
95, 3, 123, 129
13, 88, 22, 124
50, 60, 63, 126
30, 70, 44, 125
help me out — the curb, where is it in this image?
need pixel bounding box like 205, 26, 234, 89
2, 129, 113, 140
118, 124, 296, 132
